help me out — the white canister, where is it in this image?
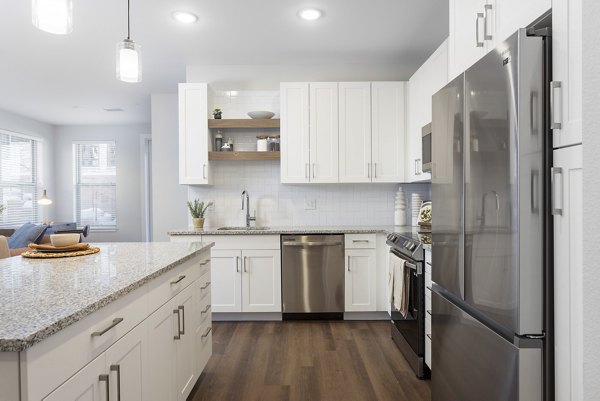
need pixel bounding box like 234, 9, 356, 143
257, 135, 268, 152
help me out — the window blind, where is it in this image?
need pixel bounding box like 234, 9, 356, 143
0, 131, 40, 228
73, 142, 117, 229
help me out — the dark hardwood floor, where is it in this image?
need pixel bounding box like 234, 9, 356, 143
189, 321, 431, 401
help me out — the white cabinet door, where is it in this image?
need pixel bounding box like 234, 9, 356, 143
309, 82, 339, 183
145, 298, 177, 401
448, 0, 489, 79
241, 249, 282, 313
407, 40, 448, 182
371, 82, 407, 183
178, 83, 210, 185
552, 0, 582, 148
281, 82, 310, 183
553, 145, 583, 401
345, 249, 377, 311
43, 354, 107, 401
211, 250, 242, 313
193, 276, 212, 377
339, 82, 372, 183
105, 323, 146, 401
174, 285, 196, 401
495, 0, 550, 44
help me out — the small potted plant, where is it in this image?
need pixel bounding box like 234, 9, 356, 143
187, 199, 213, 229
212, 108, 222, 119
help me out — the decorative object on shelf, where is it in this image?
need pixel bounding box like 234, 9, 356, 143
247, 111, 275, 119
221, 142, 232, 151
394, 186, 407, 226
32, 0, 73, 35
268, 135, 280, 151
214, 131, 223, 152
37, 189, 53, 205
212, 108, 222, 119
257, 135, 268, 152
227, 137, 234, 151
116, 0, 142, 83
187, 199, 213, 229
418, 201, 432, 232
411, 193, 423, 226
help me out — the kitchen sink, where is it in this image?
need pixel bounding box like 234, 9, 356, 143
216, 226, 270, 231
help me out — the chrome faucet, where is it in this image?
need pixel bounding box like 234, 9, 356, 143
241, 190, 256, 228
476, 190, 500, 228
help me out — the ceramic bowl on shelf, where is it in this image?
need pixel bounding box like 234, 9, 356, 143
247, 111, 275, 119
50, 233, 81, 247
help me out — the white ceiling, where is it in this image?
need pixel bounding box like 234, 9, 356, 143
0, 0, 448, 126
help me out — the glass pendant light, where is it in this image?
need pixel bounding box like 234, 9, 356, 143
116, 0, 142, 83
32, 0, 73, 34
37, 189, 53, 205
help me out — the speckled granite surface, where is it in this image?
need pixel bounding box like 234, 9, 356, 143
0, 242, 213, 352
168, 225, 403, 236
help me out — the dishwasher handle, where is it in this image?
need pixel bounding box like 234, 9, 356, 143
283, 241, 343, 247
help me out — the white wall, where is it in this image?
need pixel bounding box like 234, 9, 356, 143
151, 94, 188, 241
582, 0, 600, 398
0, 108, 56, 221
53, 124, 150, 242
186, 64, 414, 89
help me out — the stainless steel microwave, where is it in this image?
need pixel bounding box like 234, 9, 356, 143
422, 123, 432, 173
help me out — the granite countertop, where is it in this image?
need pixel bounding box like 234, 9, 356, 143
0, 242, 213, 352
168, 225, 403, 236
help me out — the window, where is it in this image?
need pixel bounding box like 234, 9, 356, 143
0, 130, 41, 227
74, 142, 117, 229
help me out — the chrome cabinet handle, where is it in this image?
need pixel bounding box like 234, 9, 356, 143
347, 255, 351, 272
170, 275, 186, 285
179, 305, 185, 335
99, 374, 110, 401
201, 281, 211, 290
200, 259, 210, 266
110, 365, 121, 401
236, 256, 240, 273
374, 163, 377, 179
530, 170, 539, 213
91, 318, 123, 337
203, 164, 207, 179
367, 163, 371, 179
551, 167, 564, 216
352, 239, 369, 243
550, 81, 563, 129
305, 163, 309, 179
475, 12, 484, 47
202, 327, 212, 338
243, 256, 248, 272
201, 304, 211, 314
173, 309, 181, 340
483, 4, 493, 40
312, 163, 316, 178
415, 159, 422, 175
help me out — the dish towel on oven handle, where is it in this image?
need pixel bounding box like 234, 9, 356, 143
389, 257, 410, 317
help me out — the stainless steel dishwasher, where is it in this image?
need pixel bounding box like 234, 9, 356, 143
281, 234, 345, 319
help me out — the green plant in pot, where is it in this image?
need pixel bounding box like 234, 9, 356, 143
187, 199, 213, 229
212, 108, 222, 119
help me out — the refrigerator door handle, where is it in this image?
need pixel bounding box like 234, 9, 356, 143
483, 4, 493, 41
550, 81, 562, 130
530, 169, 540, 214
551, 167, 563, 215
475, 13, 485, 47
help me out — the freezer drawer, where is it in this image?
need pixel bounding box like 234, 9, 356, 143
432, 291, 541, 401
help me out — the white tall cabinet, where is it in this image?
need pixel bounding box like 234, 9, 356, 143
280, 82, 310, 183
178, 83, 211, 185
309, 82, 339, 183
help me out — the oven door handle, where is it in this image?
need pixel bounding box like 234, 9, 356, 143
389, 250, 421, 274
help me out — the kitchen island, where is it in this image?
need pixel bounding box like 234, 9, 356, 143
0, 241, 213, 401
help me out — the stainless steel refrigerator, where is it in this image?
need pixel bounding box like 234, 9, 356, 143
431, 28, 550, 401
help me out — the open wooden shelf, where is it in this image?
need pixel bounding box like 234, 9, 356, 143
208, 119, 280, 129
208, 151, 280, 161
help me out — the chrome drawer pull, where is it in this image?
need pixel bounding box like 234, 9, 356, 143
170, 275, 186, 285
200, 259, 210, 266
201, 327, 212, 338
173, 309, 181, 340
91, 318, 123, 337
201, 281, 211, 290
179, 305, 185, 335
352, 239, 370, 243
201, 304, 211, 314
110, 365, 121, 401
99, 374, 110, 401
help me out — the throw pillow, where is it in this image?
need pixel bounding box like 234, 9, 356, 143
7, 223, 48, 249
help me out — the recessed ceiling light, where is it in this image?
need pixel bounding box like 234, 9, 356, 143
172, 11, 198, 24
298, 8, 322, 21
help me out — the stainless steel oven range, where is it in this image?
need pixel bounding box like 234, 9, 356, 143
387, 232, 430, 379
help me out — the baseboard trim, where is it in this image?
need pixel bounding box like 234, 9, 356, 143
343, 311, 391, 321
212, 312, 282, 321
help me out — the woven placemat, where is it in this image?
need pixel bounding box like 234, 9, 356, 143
21, 247, 100, 259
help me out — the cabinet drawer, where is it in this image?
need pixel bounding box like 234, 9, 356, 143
147, 254, 207, 313
345, 234, 376, 249
202, 235, 280, 250
21, 285, 148, 401
425, 335, 432, 369
426, 290, 432, 316
425, 313, 432, 336
425, 271, 432, 291
198, 272, 212, 304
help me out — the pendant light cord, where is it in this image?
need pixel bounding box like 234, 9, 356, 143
127, 0, 131, 39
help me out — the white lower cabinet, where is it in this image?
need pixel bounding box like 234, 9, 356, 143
146, 298, 177, 401
174, 286, 197, 401
42, 354, 106, 401
345, 234, 377, 312
104, 323, 146, 401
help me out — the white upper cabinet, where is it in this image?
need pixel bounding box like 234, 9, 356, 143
495, 0, 550, 45
552, 0, 582, 148
407, 40, 448, 182
371, 82, 407, 183
339, 82, 373, 183
309, 82, 339, 183
178, 83, 211, 185
280, 82, 310, 183
448, 0, 492, 80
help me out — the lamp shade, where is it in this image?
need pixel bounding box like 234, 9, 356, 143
32, 0, 73, 34
116, 39, 142, 83
38, 189, 53, 206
